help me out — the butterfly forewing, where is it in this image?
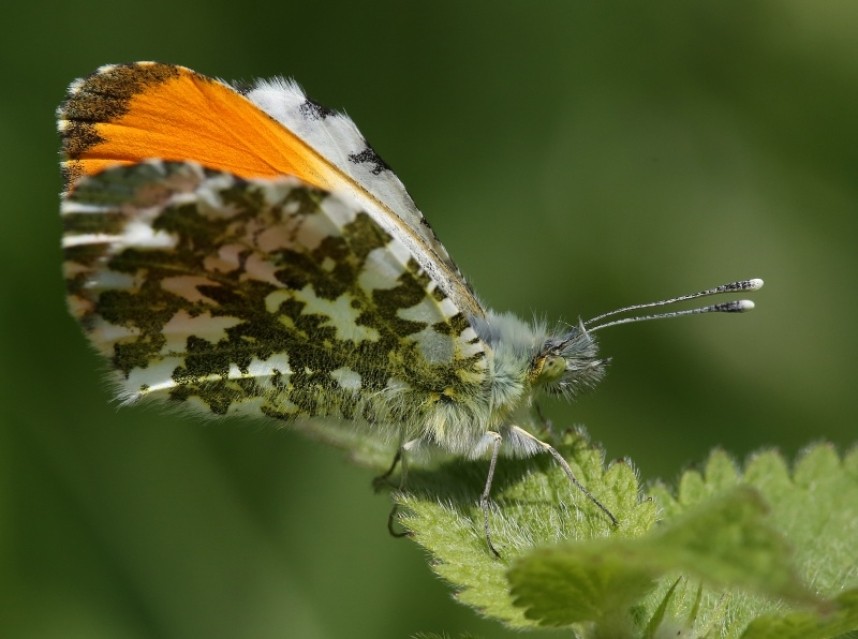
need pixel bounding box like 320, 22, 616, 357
246, 78, 460, 271
58, 62, 484, 321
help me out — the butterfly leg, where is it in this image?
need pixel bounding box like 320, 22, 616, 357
478, 431, 504, 558
533, 401, 559, 440
372, 447, 402, 492
509, 426, 618, 526
378, 440, 418, 538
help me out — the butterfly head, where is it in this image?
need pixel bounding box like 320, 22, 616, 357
530, 323, 609, 400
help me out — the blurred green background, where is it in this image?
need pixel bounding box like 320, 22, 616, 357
2, 1, 857, 637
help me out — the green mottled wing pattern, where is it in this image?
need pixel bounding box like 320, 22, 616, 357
62, 160, 488, 443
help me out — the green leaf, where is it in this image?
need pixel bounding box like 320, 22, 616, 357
508, 486, 816, 629
394, 438, 858, 638
395, 430, 657, 627
741, 589, 858, 639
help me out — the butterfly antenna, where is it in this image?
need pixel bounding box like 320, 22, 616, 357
584, 278, 764, 333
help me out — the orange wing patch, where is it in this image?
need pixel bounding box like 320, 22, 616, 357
58, 62, 335, 191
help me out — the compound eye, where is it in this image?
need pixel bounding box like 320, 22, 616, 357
532, 354, 566, 386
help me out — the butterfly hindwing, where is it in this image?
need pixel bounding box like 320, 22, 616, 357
62, 160, 488, 438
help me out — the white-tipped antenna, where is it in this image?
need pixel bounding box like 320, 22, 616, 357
585, 278, 764, 333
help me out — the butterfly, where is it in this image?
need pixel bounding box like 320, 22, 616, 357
58, 62, 762, 556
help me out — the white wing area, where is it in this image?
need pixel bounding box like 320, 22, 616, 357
245, 79, 463, 276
